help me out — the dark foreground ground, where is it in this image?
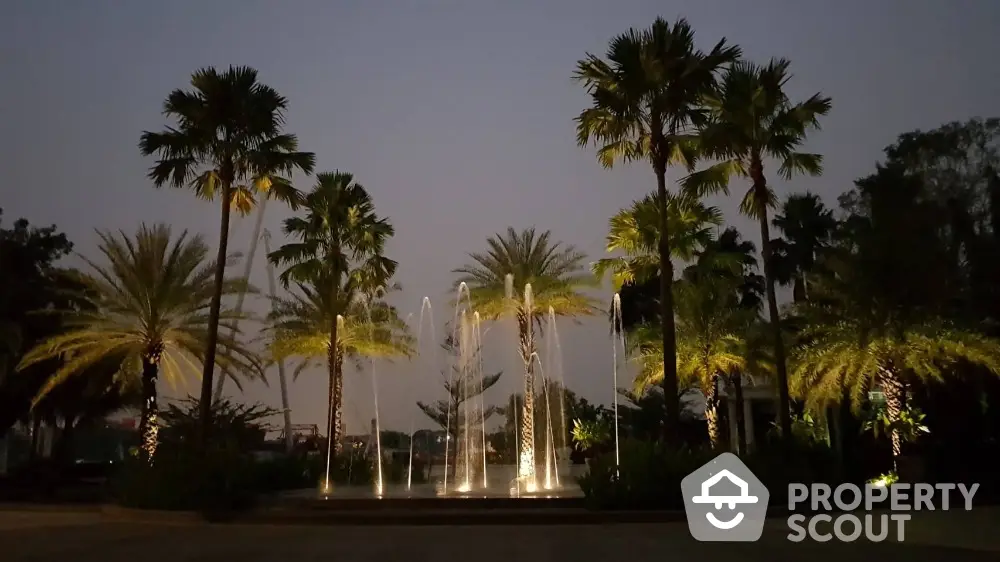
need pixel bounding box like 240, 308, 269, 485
0, 509, 995, 561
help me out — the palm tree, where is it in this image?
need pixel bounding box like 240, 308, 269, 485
454, 227, 597, 484
575, 18, 740, 440
682, 58, 832, 439
268, 275, 413, 454
592, 192, 722, 290
17, 225, 263, 461
268, 171, 396, 464
791, 163, 1000, 469
139, 66, 316, 439
632, 230, 768, 450
771, 193, 837, 302
632, 275, 757, 448
791, 301, 1000, 470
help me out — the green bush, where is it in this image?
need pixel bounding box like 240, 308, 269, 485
744, 436, 844, 503
251, 455, 316, 493
113, 445, 258, 515
577, 440, 713, 510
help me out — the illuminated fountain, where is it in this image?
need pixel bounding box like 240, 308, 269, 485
307, 279, 585, 499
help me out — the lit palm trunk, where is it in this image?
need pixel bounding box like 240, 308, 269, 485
704, 375, 721, 448
333, 350, 345, 452
878, 368, 905, 467
138, 346, 163, 462
517, 310, 536, 482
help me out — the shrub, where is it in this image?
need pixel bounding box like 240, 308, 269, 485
577, 440, 713, 510
113, 445, 258, 515
742, 437, 845, 504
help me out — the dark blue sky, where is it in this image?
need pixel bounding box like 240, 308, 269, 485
2, 1, 998, 433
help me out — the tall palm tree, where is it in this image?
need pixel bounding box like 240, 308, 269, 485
268, 275, 413, 453
575, 18, 740, 440
139, 66, 316, 439
268, 171, 396, 464
771, 192, 837, 302
17, 225, 263, 461
454, 227, 597, 484
682, 58, 832, 439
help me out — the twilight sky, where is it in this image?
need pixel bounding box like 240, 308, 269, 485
2, 1, 998, 435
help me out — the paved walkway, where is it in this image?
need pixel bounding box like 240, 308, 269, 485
0, 511, 991, 561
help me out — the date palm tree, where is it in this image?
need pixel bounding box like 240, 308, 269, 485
682, 58, 832, 439
268, 171, 396, 468
790, 279, 1000, 469
454, 227, 597, 484
139, 66, 316, 439
17, 225, 263, 461
575, 18, 739, 440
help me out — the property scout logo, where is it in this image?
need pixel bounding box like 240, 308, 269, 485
680, 452, 978, 543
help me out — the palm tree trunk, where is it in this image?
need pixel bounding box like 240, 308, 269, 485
333, 349, 345, 454
705, 375, 720, 449
325, 338, 338, 465
213, 198, 268, 403
654, 161, 680, 445
199, 178, 234, 447
879, 368, 905, 469
751, 159, 792, 443
517, 310, 536, 482
137, 355, 160, 462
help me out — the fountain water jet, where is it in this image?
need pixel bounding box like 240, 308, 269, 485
409, 296, 435, 491
545, 306, 568, 487
611, 294, 625, 471
474, 312, 488, 488
445, 282, 473, 494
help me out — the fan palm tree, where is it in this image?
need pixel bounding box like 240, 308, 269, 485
268, 275, 413, 453
771, 193, 837, 302
139, 66, 316, 438
682, 58, 832, 439
575, 18, 740, 439
454, 227, 597, 483
268, 171, 397, 463
17, 225, 263, 461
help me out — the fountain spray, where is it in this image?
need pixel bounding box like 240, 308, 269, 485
611, 294, 623, 472
409, 297, 435, 492
474, 312, 488, 488
446, 282, 473, 494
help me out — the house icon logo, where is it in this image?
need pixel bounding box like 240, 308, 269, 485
681, 453, 770, 541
